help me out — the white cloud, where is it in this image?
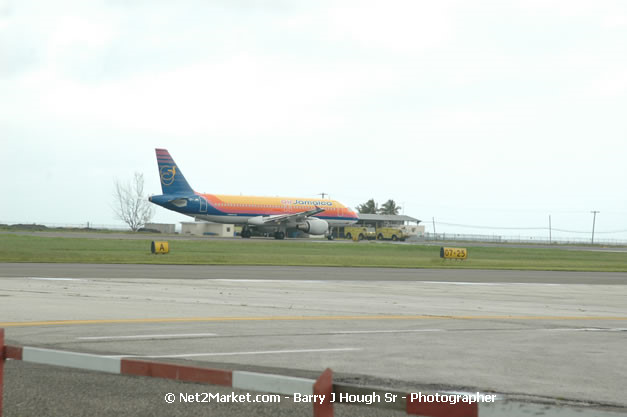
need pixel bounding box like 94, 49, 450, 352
1, 0, 626, 238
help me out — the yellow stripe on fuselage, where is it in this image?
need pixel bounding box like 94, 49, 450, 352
210, 195, 346, 209
194, 194, 358, 222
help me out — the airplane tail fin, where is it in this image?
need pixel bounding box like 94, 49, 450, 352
155, 148, 194, 195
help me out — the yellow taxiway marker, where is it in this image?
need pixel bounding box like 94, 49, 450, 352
1, 314, 626, 327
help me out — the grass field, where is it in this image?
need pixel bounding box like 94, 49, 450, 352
1, 233, 627, 271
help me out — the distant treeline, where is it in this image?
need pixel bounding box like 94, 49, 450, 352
0, 223, 160, 233
0, 223, 62, 231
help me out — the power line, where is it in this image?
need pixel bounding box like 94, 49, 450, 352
434, 220, 627, 234
436, 221, 548, 231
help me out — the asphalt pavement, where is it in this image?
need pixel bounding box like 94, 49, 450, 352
1, 264, 626, 416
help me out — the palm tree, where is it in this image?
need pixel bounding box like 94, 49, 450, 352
378, 199, 401, 215
356, 199, 378, 214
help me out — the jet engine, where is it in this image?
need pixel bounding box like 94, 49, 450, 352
296, 219, 329, 235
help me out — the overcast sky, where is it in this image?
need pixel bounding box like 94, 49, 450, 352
1, 0, 626, 241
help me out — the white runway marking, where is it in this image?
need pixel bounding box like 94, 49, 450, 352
420, 281, 503, 285
420, 281, 562, 286
332, 328, 627, 334
331, 329, 444, 334
107, 347, 361, 359
212, 279, 324, 283
544, 328, 627, 332
27, 277, 84, 281
77, 333, 218, 340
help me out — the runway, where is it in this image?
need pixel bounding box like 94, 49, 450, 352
2, 263, 627, 415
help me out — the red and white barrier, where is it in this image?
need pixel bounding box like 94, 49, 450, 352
0, 340, 332, 417
1, 332, 622, 417
24, 346, 120, 374
313, 368, 333, 417
121, 358, 233, 386
232, 370, 315, 395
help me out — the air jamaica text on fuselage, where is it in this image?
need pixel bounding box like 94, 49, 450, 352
281, 200, 333, 206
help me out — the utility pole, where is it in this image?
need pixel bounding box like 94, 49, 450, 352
318, 193, 328, 199
590, 211, 600, 244
548, 215, 552, 244
432, 217, 436, 238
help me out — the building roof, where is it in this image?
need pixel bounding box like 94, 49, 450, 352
357, 213, 421, 223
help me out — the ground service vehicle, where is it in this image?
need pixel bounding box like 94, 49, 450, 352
344, 226, 376, 240
376, 227, 409, 241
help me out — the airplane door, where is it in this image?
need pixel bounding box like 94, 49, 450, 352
199, 196, 207, 213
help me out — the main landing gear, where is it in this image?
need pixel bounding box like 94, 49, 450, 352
241, 226, 285, 239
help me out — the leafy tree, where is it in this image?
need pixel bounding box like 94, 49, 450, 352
113, 172, 155, 231
356, 199, 378, 214
378, 199, 402, 215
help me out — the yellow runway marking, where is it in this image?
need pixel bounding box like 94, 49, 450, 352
1, 315, 626, 327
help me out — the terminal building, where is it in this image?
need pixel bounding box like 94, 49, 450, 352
354, 214, 421, 229
180, 221, 235, 237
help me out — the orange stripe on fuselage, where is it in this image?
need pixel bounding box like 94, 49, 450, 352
197, 194, 354, 217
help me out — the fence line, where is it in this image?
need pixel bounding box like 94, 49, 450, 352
421, 233, 627, 246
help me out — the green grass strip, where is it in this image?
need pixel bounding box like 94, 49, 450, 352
0, 234, 626, 271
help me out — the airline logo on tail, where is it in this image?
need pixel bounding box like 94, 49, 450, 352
160, 165, 177, 186
155, 148, 193, 194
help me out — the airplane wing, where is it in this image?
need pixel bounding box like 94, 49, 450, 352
250, 206, 325, 225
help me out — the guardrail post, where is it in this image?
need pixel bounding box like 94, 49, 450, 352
1, 328, 4, 416
313, 368, 333, 417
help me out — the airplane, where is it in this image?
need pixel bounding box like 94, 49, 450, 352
148, 148, 359, 239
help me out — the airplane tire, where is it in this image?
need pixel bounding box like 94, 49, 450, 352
275, 231, 285, 240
